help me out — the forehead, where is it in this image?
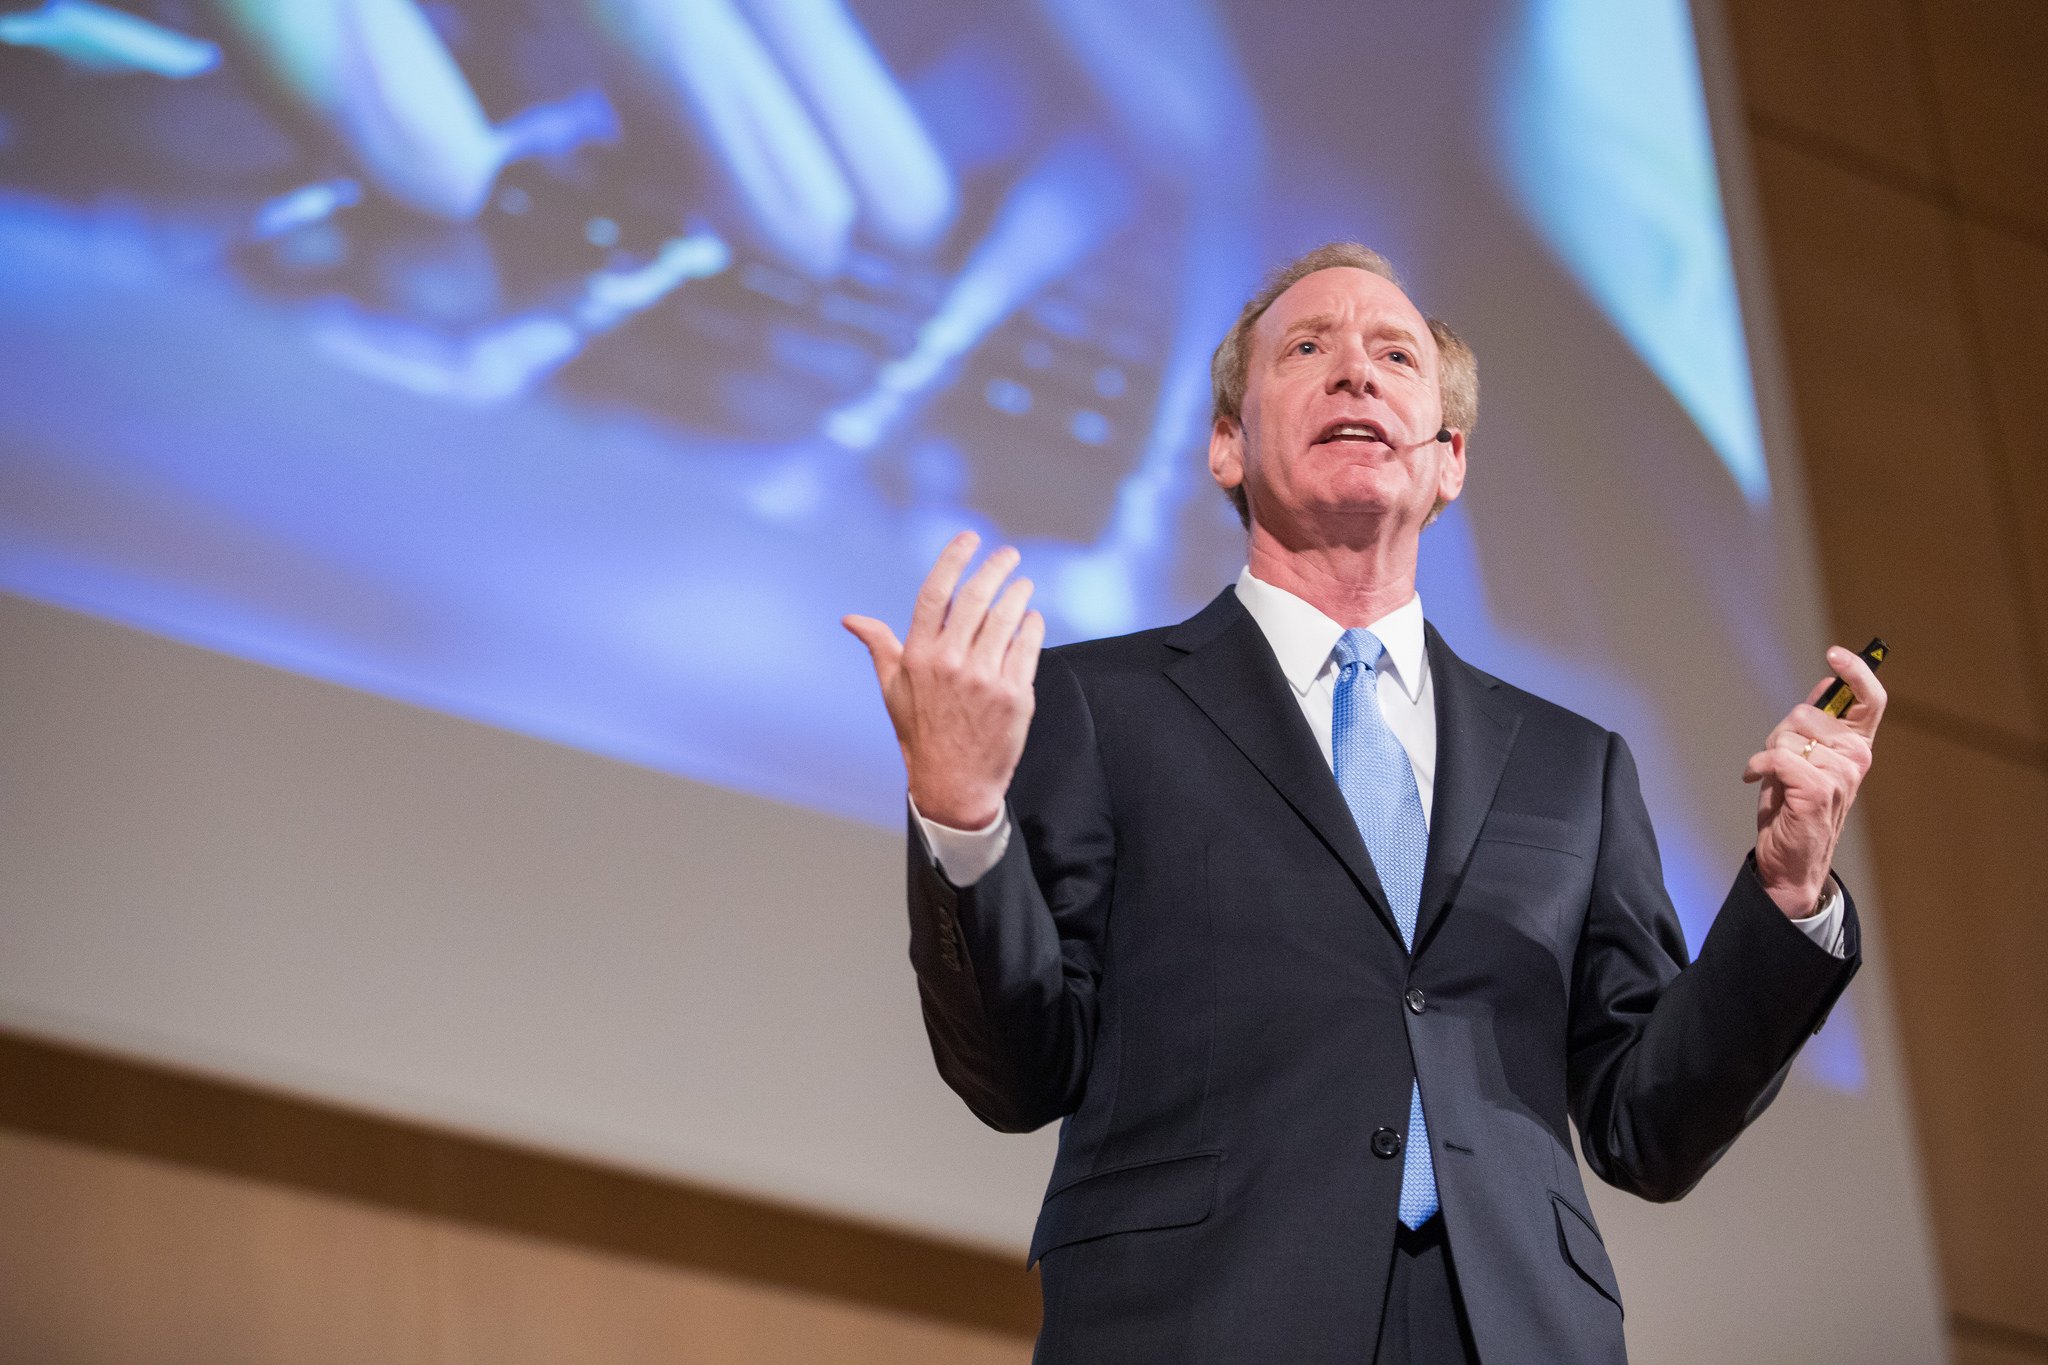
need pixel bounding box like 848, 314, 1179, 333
1256, 267, 1432, 351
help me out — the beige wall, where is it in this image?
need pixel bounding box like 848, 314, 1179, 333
0, 1129, 1032, 1365
0, 1032, 1039, 1362
0, 1131, 1037, 1364
1724, 0, 2048, 1359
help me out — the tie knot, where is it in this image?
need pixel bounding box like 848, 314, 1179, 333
1332, 627, 1386, 676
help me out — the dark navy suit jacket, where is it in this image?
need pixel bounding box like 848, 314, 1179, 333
906, 587, 1859, 1364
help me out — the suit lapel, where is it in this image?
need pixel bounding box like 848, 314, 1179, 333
1414, 623, 1521, 953
1164, 590, 1404, 947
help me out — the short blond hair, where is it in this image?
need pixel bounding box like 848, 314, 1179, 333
1210, 242, 1478, 526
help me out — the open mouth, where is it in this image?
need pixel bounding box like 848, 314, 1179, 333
1313, 420, 1388, 446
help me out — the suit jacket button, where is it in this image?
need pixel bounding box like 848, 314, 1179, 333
1372, 1127, 1403, 1159
1404, 988, 1427, 1015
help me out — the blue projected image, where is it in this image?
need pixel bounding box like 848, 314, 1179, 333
0, 1, 1856, 1090
1500, 0, 1770, 505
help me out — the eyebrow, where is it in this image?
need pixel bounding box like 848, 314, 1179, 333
1277, 312, 1428, 355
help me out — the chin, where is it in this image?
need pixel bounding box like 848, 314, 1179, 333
1310, 476, 1402, 517
1292, 499, 1401, 535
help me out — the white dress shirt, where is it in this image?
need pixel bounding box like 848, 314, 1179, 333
915, 567, 1844, 955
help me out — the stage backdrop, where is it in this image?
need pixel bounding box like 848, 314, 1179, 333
0, 0, 1945, 1358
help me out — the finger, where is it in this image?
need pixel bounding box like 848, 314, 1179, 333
1744, 746, 1816, 788
1824, 645, 1888, 737
1762, 709, 1822, 756
212, 0, 505, 219
939, 544, 1021, 651
1801, 739, 1863, 790
1002, 609, 1047, 688
742, 0, 956, 250
1770, 703, 1866, 756
1795, 704, 1868, 748
1775, 724, 1820, 757
1758, 735, 1862, 801
586, 0, 856, 275
841, 614, 904, 677
1775, 735, 1873, 788
972, 576, 1034, 669
1746, 742, 1814, 782
1789, 718, 1873, 771
906, 531, 979, 647
1769, 729, 1832, 777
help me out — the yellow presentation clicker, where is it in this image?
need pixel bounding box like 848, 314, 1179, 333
1817, 637, 1888, 718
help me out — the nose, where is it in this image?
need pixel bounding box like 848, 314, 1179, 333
1326, 338, 1376, 396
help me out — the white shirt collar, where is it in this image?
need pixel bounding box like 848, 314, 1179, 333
1233, 566, 1428, 704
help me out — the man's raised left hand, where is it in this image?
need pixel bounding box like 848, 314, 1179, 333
1742, 646, 1887, 919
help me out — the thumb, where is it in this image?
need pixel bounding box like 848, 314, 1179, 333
842, 614, 904, 677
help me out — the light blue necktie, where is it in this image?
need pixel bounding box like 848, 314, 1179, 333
1330, 628, 1439, 1229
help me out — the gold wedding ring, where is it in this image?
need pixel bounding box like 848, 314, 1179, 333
1799, 738, 1817, 760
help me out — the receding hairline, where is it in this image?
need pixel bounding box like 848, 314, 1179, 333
1257, 291, 1436, 368
1213, 249, 1426, 428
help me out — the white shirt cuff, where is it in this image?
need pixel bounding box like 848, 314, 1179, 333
1787, 874, 1848, 958
910, 797, 1012, 887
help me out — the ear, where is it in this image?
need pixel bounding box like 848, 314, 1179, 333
1434, 427, 1467, 509
1209, 415, 1245, 496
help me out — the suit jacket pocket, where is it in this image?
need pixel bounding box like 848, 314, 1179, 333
1028, 1151, 1222, 1267
1551, 1192, 1623, 1312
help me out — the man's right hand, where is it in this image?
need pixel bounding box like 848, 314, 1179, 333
843, 532, 1045, 830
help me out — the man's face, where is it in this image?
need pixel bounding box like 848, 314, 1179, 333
1211, 267, 1465, 538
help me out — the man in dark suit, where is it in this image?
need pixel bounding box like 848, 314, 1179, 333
844, 243, 1882, 1364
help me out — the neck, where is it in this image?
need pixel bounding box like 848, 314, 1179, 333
1245, 518, 1419, 627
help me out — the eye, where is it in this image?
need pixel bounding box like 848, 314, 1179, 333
1388, 349, 1412, 366
1293, 339, 1318, 355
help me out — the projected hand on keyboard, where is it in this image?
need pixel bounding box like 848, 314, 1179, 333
183, 0, 953, 404
1, 0, 1266, 637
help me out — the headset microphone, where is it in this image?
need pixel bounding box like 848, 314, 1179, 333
1434, 429, 1451, 443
